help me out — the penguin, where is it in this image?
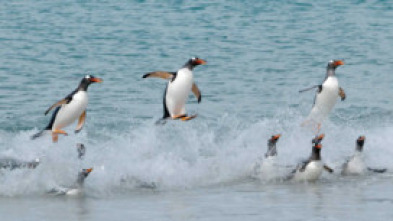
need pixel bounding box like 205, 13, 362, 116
265, 134, 281, 159
253, 134, 281, 178
76, 143, 86, 160
143, 57, 206, 121
31, 75, 102, 142
289, 134, 334, 181
48, 168, 93, 196
341, 136, 387, 175
301, 60, 345, 132
0, 157, 39, 170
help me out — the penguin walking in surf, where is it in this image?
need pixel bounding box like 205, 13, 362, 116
341, 136, 387, 175
288, 134, 334, 181
143, 57, 206, 122
31, 75, 102, 142
301, 60, 346, 133
48, 168, 93, 196
253, 134, 282, 179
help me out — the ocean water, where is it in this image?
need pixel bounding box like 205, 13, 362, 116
1, 0, 393, 220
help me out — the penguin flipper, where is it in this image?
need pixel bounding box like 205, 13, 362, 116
299, 85, 320, 93
339, 87, 346, 101
367, 167, 387, 173
143, 71, 175, 80
192, 83, 202, 103
31, 130, 48, 140
323, 164, 334, 173
44, 98, 70, 115
75, 111, 86, 133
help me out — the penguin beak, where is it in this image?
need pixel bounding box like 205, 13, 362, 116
272, 134, 281, 140
91, 77, 103, 83
334, 60, 344, 66
317, 134, 325, 140
195, 58, 207, 65
86, 168, 93, 173
358, 136, 365, 141
315, 144, 322, 149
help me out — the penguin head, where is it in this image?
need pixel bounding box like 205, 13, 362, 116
185, 57, 207, 69
327, 60, 344, 69
356, 136, 366, 151
79, 168, 93, 178
83, 75, 103, 84
78, 75, 103, 91
269, 134, 281, 144
312, 134, 325, 147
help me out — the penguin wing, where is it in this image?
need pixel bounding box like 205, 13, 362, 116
323, 164, 334, 173
44, 90, 76, 115
192, 83, 202, 103
75, 111, 86, 133
339, 87, 346, 101
142, 71, 176, 80
312, 85, 323, 107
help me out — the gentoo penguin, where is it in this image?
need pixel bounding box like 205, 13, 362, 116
48, 168, 93, 196
31, 75, 102, 142
265, 134, 281, 158
341, 136, 387, 175
143, 57, 206, 121
290, 134, 334, 181
0, 157, 39, 170
253, 134, 281, 178
301, 60, 345, 132
76, 143, 86, 160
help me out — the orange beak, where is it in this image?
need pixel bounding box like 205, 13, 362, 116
315, 144, 322, 149
91, 77, 103, 83
358, 136, 366, 141
334, 60, 344, 66
195, 58, 207, 65
272, 134, 281, 140
317, 134, 325, 140
86, 168, 93, 173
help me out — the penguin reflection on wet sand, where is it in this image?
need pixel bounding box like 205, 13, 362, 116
48, 168, 93, 196
341, 136, 387, 175
300, 60, 346, 133
143, 57, 206, 122
289, 134, 334, 181
31, 75, 103, 142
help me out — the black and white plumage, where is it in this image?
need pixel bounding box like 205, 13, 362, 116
48, 168, 93, 196
341, 136, 387, 175
265, 134, 281, 159
302, 60, 345, 132
76, 143, 86, 160
31, 75, 102, 142
143, 57, 206, 121
290, 134, 333, 181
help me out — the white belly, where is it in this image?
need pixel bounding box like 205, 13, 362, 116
165, 69, 193, 117
307, 77, 339, 124
342, 155, 366, 175
294, 161, 323, 181
53, 91, 88, 130
66, 188, 82, 196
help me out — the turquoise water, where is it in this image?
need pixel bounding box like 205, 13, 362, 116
1, 1, 393, 220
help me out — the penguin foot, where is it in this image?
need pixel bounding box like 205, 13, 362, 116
171, 114, 197, 121
52, 130, 68, 143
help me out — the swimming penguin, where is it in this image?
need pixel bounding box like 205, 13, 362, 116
289, 134, 334, 181
48, 168, 93, 196
31, 75, 102, 142
0, 157, 40, 170
341, 136, 387, 175
143, 57, 206, 121
76, 143, 86, 160
265, 134, 281, 159
301, 60, 345, 132
253, 134, 281, 178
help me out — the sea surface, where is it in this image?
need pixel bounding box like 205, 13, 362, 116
1, 1, 393, 220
